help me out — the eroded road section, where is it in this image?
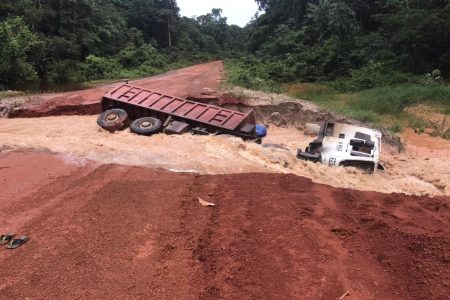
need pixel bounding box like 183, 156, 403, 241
1, 115, 449, 196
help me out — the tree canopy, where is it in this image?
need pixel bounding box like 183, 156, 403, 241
247, 0, 450, 87
0, 0, 248, 88
1, 0, 449, 90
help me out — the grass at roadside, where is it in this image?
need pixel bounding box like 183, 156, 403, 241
284, 83, 450, 138
223, 59, 450, 138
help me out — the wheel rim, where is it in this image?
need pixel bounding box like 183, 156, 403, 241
139, 121, 154, 129
106, 113, 119, 122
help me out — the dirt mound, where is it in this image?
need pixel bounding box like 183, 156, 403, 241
0, 151, 448, 299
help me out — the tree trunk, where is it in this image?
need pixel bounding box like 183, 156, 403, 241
167, 17, 172, 48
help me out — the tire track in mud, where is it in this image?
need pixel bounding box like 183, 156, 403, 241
187, 175, 355, 299
324, 189, 450, 299
0, 164, 133, 298
1, 151, 449, 299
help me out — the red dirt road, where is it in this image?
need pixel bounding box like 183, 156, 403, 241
8, 61, 223, 117
0, 151, 448, 299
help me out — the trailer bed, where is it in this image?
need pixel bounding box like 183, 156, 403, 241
102, 84, 255, 132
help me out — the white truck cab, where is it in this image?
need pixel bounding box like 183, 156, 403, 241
297, 122, 384, 172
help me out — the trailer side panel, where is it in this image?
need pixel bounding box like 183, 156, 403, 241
102, 84, 254, 132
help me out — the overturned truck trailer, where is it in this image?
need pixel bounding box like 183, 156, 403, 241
97, 83, 266, 142
297, 122, 384, 172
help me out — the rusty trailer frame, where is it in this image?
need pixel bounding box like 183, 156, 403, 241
101, 84, 259, 140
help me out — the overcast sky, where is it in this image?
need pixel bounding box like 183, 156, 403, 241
177, 0, 259, 27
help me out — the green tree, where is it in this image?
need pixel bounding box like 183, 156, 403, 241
0, 17, 42, 86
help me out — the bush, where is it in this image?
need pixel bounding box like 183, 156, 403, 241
48, 60, 86, 83
423, 69, 444, 86
389, 123, 404, 133
117, 44, 167, 69
84, 55, 121, 80
0, 17, 41, 85
331, 63, 418, 91
224, 58, 281, 93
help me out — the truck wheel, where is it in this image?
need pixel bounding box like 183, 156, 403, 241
130, 117, 162, 136
97, 109, 129, 132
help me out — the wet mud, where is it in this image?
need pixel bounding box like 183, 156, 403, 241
0, 115, 449, 196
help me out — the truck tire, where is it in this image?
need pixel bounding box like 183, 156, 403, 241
130, 117, 162, 136
97, 109, 129, 132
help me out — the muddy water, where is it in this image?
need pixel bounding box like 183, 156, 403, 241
0, 116, 449, 196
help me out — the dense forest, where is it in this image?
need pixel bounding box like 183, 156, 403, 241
1, 0, 450, 91
232, 0, 450, 91
0, 0, 248, 88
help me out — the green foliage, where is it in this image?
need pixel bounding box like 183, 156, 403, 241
389, 123, 404, 133
224, 58, 281, 93
248, 0, 450, 84
116, 44, 166, 69
444, 107, 450, 115
441, 129, 450, 140
285, 82, 450, 127
423, 69, 444, 86
84, 55, 121, 80
0, 2, 246, 88
406, 115, 428, 134
306, 0, 358, 41
48, 60, 86, 83
351, 84, 450, 115
331, 63, 419, 91
0, 17, 42, 86
342, 109, 379, 123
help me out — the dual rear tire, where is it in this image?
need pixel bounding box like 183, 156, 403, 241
97, 109, 129, 132
97, 109, 162, 136
129, 117, 162, 136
